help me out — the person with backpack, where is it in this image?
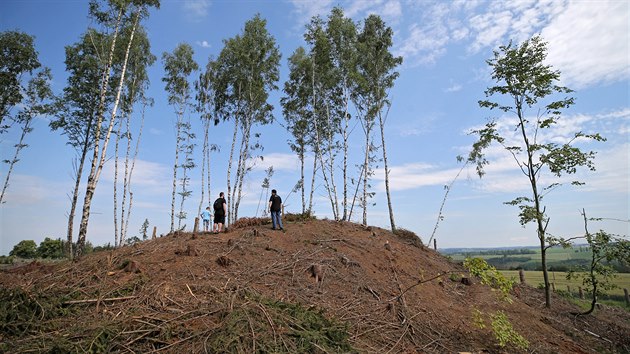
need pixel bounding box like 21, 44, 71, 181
201, 206, 212, 232
268, 189, 284, 231
213, 192, 227, 233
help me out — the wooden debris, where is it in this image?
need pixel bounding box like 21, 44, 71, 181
216, 255, 231, 267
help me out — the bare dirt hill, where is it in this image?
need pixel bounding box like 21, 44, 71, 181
1, 218, 629, 353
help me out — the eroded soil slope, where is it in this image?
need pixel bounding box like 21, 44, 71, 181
1, 218, 628, 353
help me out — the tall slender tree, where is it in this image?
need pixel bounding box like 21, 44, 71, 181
0, 31, 55, 204
1, 68, 55, 204
113, 27, 154, 246
0, 31, 42, 132
50, 29, 112, 258
353, 15, 402, 227
282, 47, 313, 215
162, 42, 198, 232
212, 14, 280, 226
195, 57, 219, 217
76, 0, 160, 257
326, 7, 358, 221
467, 36, 605, 307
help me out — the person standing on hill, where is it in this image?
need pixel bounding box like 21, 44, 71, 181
201, 206, 212, 232
213, 192, 227, 233
268, 189, 283, 231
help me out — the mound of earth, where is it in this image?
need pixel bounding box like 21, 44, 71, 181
1, 218, 629, 353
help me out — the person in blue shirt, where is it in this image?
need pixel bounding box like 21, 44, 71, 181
201, 206, 212, 232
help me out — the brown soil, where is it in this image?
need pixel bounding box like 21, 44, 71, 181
1, 218, 629, 353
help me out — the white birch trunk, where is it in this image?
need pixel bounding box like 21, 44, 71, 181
378, 108, 395, 232
113, 114, 122, 246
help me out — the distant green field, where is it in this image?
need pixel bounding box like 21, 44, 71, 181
500, 270, 630, 298
446, 246, 629, 274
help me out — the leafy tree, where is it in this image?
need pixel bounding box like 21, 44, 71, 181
282, 46, 315, 214
467, 36, 605, 307
51, 29, 114, 258
567, 209, 630, 315
212, 14, 280, 225
76, 0, 160, 257
0, 31, 55, 204
37, 237, 64, 259
304, 14, 346, 221
9, 240, 37, 259
282, 8, 359, 219
195, 57, 219, 217
162, 42, 199, 232
113, 27, 155, 246
353, 15, 402, 227
1, 67, 55, 204
326, 7, 358, 221
140, 218, 149, 240
0, 31, 41, 130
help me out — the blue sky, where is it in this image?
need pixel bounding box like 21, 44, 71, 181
1, 0, 628, 255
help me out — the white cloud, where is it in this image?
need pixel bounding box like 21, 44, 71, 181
287, 0, 333, 28
253, 153, 301, 172
183, 0, 210, 21
542, 0, 630, 88
462, 108, 630, 194
374, 162, 460, 191
100, 159, 171, 191
196, 40, 211, 48
445, 82, 462, 92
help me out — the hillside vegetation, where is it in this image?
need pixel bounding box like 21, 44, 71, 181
1, 219, 629, 353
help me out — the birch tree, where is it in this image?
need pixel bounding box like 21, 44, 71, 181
162, 43, 198, 232
76, 0, 160, 257
353, 15, 401, 227
212, 14, 280, 225
326, 8, 357, 221
1, 68, 55, 204
195, 57, 219, 217
113, 27, 154, 246
50, 29, 112, 258
282, 47, 313, 214
0, 31, 55, 204
0, 31, 41, 132
467, 36, 605, 308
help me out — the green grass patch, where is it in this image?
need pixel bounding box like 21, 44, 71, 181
500, 270, 630, 298
206, 296, 354, 353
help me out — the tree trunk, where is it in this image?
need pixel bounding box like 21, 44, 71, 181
170, 118, 179, 232
378, 108, 395, 232
341, 87, 352, 222
198, 118, 209, 216
308, 147, 317, 214
300, 148, 305, 214
362, 126, 371, 227
1, 118, 32, 203
226, 113, 239, 227
113, 113, 122, 246
234, 117, 252, 221
123, 98, 145, 245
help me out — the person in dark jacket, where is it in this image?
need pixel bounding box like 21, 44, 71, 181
268, 189, 283, 231
213, 192, 227, 233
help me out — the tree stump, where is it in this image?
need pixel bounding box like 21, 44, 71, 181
185, 245, 199, 256
518, 269, 525, 284
124, 260, 141, 273
461, 277, 473, 286
216, 255, 231, 267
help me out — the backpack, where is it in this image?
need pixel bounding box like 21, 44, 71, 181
213, 198, 222, 211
